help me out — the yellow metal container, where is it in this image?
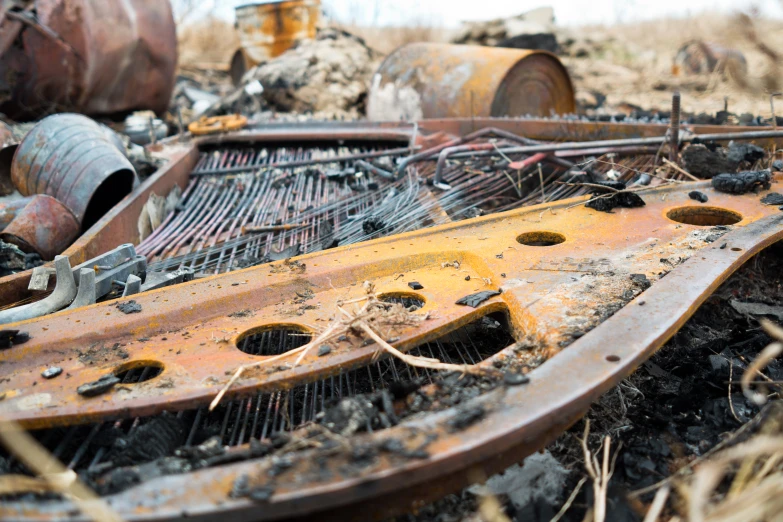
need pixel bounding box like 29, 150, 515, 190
231, 0, 321, 85
368, 43, 575, 120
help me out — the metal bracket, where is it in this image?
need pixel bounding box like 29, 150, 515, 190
122, 274, 142, 297
139, 267, 194, 293
71, 244, 147, 300
0, 256, 76, 325
65, 268, 97, 310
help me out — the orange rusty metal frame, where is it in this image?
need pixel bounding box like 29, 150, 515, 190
1, 179, 782, 427
1, 179, 783, 521
0, 117, 776, 307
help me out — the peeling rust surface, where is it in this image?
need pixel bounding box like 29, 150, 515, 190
235, 0, 320, 66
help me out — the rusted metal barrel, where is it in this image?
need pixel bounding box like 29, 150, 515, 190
0, 195, 80, 260
0, 0, 177, 119
367, 43, 575, 120
231, 0, 321, 85
11, 114, 137, 231
673, 40, 747, 76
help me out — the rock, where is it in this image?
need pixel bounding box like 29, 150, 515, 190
468, 451, 568, 512
247, 28, 378, 118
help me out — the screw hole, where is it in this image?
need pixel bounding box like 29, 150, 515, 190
378, 293, 425, 311
114, 361, 163, 383
666, 206, 742, 226
237, 325, 312, 356
731, 247, 742, 252
606, 355, 621, 363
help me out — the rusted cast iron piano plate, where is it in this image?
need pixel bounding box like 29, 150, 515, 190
0, 181, 781, 427
1, 178, 783, 520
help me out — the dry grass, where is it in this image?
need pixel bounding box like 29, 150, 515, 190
178, 18, 239, 69
563, 13, 783, 116
336, 23, 449, 55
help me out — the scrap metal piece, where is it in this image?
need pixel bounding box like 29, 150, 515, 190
188, 115, 249, 136
10, 114, 137, 230
0, 0, 177, 119
139, 268, 194, 293
64, 268, 96, 310
0, 195, 80, 260
27, 266, 54, 292
368, 43, 575, 120
0, 255, 75, 325
121, 274, 142, 297
70, 244, 146, 301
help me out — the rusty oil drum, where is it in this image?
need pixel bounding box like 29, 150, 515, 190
11, 114, 136, 231
367, 43, 575, 120
0, 0, 177, 119
231, 0, 321, 85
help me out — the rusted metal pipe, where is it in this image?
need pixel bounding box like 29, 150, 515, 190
433, 142, 512, 189
354, 159, 395, 180
11, 114, 137, 230
445, 129, 783, 161
368, 43, 575, 120
191, 146, 417, 177
0, 195, 80, 260
0, 196, 34, 229
0, 0, 177, 119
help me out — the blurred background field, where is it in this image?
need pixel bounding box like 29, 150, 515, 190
176, 1, 783, 119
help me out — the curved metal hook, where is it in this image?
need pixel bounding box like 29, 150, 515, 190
65, 268, 96, 310
0, 256, 76, 325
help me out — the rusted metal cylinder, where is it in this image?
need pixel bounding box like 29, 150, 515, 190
367, 43, 575, 120
0, 195, 80, 260
11, 114, 137, 230
231, 0, 321, 85
0, 196, 34, 230
673, 40, 747, 76
0, 0, 177, 119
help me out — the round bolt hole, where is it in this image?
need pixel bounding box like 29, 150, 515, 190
379, 293, 425, 311
114, 361, 164, 384
237, 325, 312, 356
517, 231, 566, 247
666, 206, 742, 227
606, 355, 621, 363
